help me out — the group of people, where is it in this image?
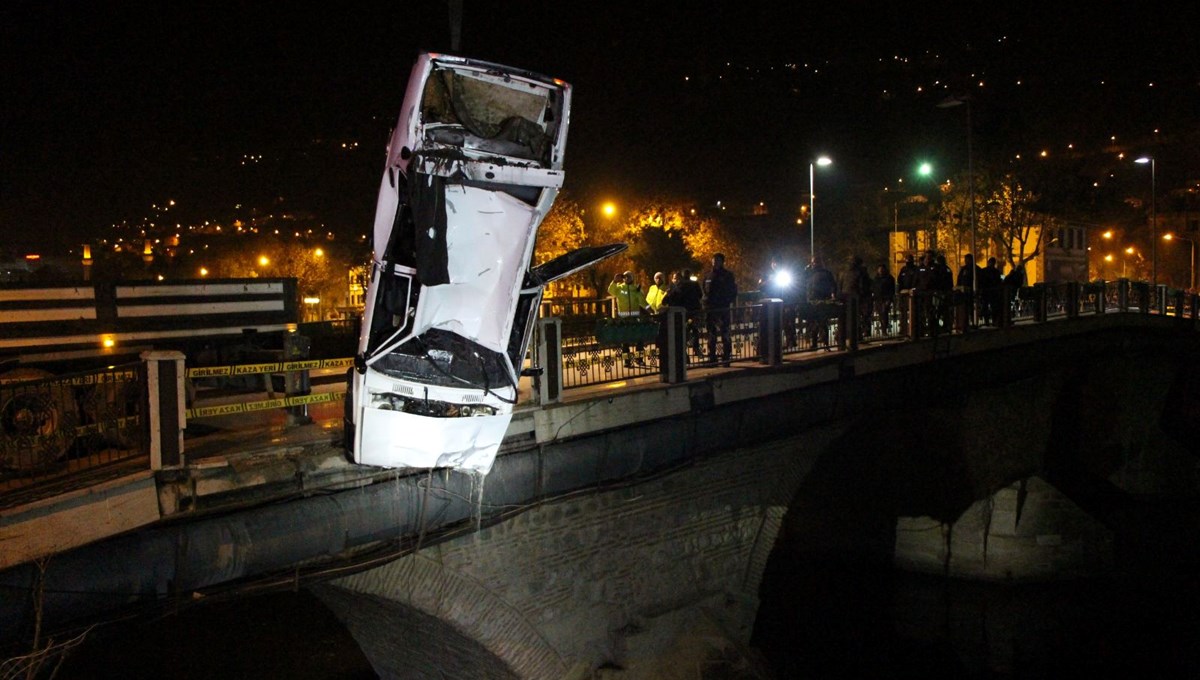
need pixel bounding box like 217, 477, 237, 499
608, 249, 1027, 367
762, 251, 1029, 342
607, 253, 738, 366
898, 251, 1025, 328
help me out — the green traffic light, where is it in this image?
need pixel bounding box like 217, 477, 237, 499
918, 162, 933, 177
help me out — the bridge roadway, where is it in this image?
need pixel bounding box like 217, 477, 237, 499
2, 311, 1199, 677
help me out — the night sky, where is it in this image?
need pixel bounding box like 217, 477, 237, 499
3, 2, 1199, 249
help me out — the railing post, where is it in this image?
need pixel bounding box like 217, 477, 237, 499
1031, 284, 1048, 323
537, 317, 563, 404
840, 297, 855, 351
284, 331, 312, 426
1173, 289, 1185, 317
1093, 283, 1105, 315
141, 350, 186, 470
1118, 279, 1130, 312
905, 291, 920, 341
662, 306, 690, 382
1191, 294, 1199, 321
1065, 281, 1080, 318
993, 289, 1006, 328
758, 300, 783, 365
954, 289, 970, 333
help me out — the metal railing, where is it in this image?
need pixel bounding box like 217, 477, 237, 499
545, 279, 1200, 392
0, 363, 145, 502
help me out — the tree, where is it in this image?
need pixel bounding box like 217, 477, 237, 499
935, 169, 1050, 274
533, 193, 585, 265
623, 198, 744, 273
219, 239, 347, 314
979, 173, 1051, 274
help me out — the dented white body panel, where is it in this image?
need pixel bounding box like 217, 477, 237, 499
349, 52, 619, 474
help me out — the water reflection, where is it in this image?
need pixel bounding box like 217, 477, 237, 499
754, 554, 1200, 678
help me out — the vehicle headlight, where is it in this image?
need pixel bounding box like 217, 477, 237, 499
460, 404, 497, 417
371, 393, 407, 410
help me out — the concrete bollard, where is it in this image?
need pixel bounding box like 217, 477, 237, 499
141, 350, 186, 469
536, 318, 563, 404
661, 306, 690, 382
758, 300, 783, 366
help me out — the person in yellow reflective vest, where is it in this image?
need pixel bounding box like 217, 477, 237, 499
609, 271, 649, 317
646, 271, 668, 312
608, 271, 650, 366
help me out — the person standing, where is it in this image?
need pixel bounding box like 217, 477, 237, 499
646, 271, 668, 313
608, 270, 650, 367
896, 253, 919, 335
664, 268, 704, 355
957, 254, 983, 327
978, 257, 1003, 325
804, 255, 837, 348
897, 253, 919, 293
956, 253, 982, 290
703, 253, 738, 365
838, 256, 872, 340
933, 254, 955, 331
871, 263, 896, 334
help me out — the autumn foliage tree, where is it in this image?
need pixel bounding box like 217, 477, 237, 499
533, 194, 743, 297
935, 169, 1051, 275
533, 193, 586, 266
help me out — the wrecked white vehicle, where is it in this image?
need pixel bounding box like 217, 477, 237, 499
348, 52, 622, 473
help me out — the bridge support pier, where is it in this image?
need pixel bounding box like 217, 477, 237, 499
895, 476, 1114, 581
312, 435, 819, 679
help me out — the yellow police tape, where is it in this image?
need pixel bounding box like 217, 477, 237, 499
186, 357, 354, 379
186, 390, 346, 419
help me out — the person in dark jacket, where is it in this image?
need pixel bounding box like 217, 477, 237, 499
805, 256, 837, 302
956, 254, 982, 290
702, 253, 738, 365
871, 263, 896, 334
838, 256, 872, 339
956, 253, 984, 328
978, 257, 1004, 325
804, 255, 837, 347
933, 254, 954, 330
664, 268, 704, 354
897, 253, 919, 293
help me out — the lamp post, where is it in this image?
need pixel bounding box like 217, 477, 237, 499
938, 94, 976, 323
1163, 233, 1196, 291
1136, 156, 1156, 286
809, 156, 832, 259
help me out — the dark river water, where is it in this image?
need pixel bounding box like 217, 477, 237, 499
54, 552, 1199, 679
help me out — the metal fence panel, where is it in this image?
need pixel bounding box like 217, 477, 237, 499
0, 363, 146, 501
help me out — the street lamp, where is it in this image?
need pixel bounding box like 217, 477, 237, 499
1135, 156, 1156, 286
809, 156, 832, 258
1163, 233, 1196, 291
938, 94, 976, 322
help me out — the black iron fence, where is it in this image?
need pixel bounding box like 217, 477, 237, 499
545, 279, 1200, 392
0, 363, 145, 499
